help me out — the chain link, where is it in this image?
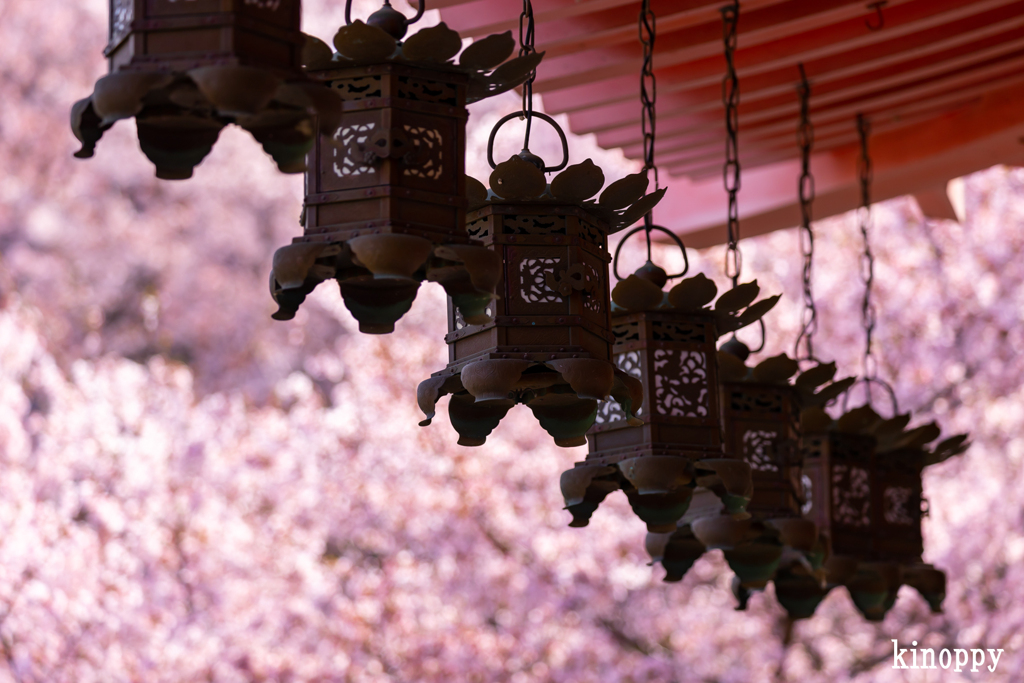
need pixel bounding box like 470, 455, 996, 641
519, 0, 537, 150
721, 0, 741, 287
794, 63, 817, 363
639, 0, 657, 261
856, 113, 878, 394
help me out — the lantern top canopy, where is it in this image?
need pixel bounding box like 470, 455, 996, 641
436, 0, 1024, 244
310, 22, 544, 103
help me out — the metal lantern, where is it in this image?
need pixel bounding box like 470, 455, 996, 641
416, 143, 667, 449
711, 353, 854, 616
268, 14, 545, 332
72, 0, 344, 179
720, 353, 804, 518
560, 271, 778, 533
800, 405, 968, 619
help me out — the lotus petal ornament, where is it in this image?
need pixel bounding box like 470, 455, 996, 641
74, 0, 339, 178
458, 32, 516, 71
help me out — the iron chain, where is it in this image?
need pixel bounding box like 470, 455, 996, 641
519, 0, 537, 149
795, 64, 817, 362
639, 0, 657, 260
856, 114, 878, 390
721, 0, 742, 287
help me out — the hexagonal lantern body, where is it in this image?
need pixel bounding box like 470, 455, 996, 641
873, 448, 925, 563
721, 382, 802, 517
444, 203, 612, 369
587, 310, 722, 463
801, 431, 878, 559
106, 0, 303, 74
301, 63, 469, 253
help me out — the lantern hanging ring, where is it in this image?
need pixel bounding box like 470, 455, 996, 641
841, 377, 899, 416
742, 318, 767, 353
486, 111, 569, 173
612, 224, 689, 281
345, 0, 426, 31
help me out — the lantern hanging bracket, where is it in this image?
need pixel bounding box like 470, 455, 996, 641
609, 0, 689, 286
865, 1, 887, 31
612, 225, 689, 281
486, 111, 568, 173
486, 1, 564, 171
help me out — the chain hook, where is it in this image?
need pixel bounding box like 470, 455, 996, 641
865, 1, 887, 31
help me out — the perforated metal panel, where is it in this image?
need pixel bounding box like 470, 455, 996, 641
722, 382, 802, 517
586, 309, 723, 466
443, 203, 613, 369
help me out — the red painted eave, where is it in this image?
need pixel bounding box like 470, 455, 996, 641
434, 0, 1024, 244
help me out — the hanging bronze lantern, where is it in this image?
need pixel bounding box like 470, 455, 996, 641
800, 404, 968, 620
560, 269, 778, 533
718, 354, 854, 520
702, 352, 854, 616
268, 12, 544, 331
415, 131, 668, 448
72, 0, 346, 179
642, 354, 850, 615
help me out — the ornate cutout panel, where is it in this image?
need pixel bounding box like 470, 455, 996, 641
742, 428, 782, 473
397, 76, 458, 105
518, 258, 563, 304
832, 464, 871, 527
612, 321, 640, 346
653, 349, 710, 418
331, 77, 383, 101
582, 264, 602, 314
883, 486, 916, 525
576, 219, 604, 247
333, 122, 377, 179
650, 320, 706, 344
801, 473, 814, 515
467, 217, 491, 242
502, 215, 567, 236
729, 388, 784, 414
402, 126, 444, 180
